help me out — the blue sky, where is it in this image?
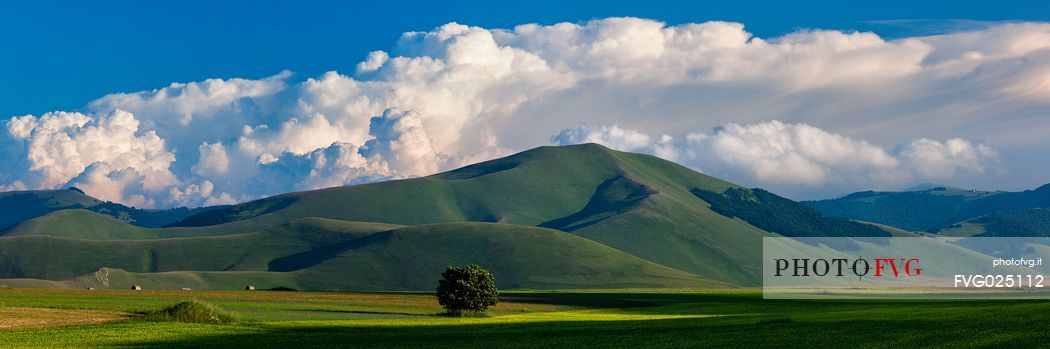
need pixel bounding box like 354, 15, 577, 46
3, 0, 1049, 116
2, 1, 1049, 207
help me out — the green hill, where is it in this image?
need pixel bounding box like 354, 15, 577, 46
0, 189, 101, 230
2, 209, 290, 240
290, 222, 717, 290
0, 214, 402, 280
803, 184, 1050, 232
0, 188, 219, 229
166, 144, 885, 286
0, 216, 716, 290
0, 144, 891, 289
168, 144, 776, 284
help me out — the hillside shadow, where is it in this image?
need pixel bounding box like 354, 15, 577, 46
268, 232, 393, 272
166, 197, 298, 227
539, 175, 656, 231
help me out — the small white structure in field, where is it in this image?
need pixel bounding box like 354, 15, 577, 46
131, 285, 143, 291
245, 285, 256, 291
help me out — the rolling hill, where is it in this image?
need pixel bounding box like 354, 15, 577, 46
804, 184, 1050, 232
0, 143, 894, 290
0, 213, 714, 290
0, 188, 220, 229
166, 144, 886, 285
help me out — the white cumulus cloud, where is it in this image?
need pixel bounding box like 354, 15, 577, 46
553, 121, 999, 197
192, 142, 230, 177
4, 17, 1047, 205
3, 110, 178, 206
898, 138, 1000, 179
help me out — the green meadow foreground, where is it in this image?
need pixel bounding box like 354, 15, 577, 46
0, 289, 1047, 348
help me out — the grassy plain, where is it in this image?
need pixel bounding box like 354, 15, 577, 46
0, 288, 1047, 348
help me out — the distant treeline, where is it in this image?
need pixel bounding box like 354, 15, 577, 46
804, 184, 1050, 233
974, 208, 1050, 237
691, 188, 889, 237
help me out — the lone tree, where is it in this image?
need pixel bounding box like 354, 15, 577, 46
436, 264, 499, 315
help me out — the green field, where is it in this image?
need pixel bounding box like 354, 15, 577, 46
0, 289, 1047, 348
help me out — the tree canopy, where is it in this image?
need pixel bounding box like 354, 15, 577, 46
436, 264, 499, 315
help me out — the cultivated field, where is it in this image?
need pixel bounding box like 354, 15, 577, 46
0, 288, 1047, 348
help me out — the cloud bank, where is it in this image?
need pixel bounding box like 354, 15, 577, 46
4, 17, 1047, 206
552, 121, 999, 191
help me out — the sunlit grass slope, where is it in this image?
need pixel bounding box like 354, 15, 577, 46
0, 217, 717, 290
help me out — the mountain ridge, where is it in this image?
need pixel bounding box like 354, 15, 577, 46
804, 184, 1050, 232
0, 144, 916, 290
0, 188, 222, 230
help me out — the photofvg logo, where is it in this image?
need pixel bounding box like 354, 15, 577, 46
773, 257, 922, 279
762, 237, 1050, 299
